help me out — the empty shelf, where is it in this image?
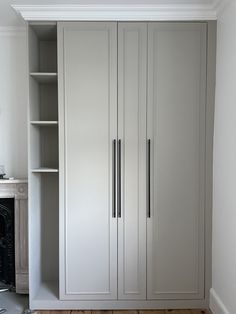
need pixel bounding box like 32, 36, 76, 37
30, 72, 58, 83
31, 168, 59, 173
31, 121, 58, 126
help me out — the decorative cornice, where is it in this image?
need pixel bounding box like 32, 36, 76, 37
0, 26, 26, 36
12, 3, 221, 22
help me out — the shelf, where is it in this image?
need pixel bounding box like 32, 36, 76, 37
30, 72, 58, 83
31, 121, 58, 126
34, 280, 58, 301
0, 179, 27, 184
31, 280, 59, 308
31, 168, 59, 173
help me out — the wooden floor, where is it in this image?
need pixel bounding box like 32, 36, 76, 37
35, 310, 212, 314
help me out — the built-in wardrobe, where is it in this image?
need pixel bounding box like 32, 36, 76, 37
28, 21, 216, 310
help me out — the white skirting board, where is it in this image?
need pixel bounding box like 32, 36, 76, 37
210, 288, 230, 314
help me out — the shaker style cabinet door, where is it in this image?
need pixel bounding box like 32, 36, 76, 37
147, 23, 207, 300
117, 23, 147, 300
58, 22, 118, 300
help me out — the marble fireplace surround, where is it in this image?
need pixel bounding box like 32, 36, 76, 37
0, 179, 28, 294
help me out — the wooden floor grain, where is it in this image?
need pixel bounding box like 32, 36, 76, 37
35, 310, 212, 314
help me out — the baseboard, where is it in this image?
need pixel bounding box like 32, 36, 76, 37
210, 288, 230, 314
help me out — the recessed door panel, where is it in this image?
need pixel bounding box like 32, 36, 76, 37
147, 23, 207, 300
118, 23, 147, 300
59, 22, 117, 300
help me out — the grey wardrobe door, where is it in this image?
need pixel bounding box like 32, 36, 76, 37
118, 23, 147, 300
147, 23, 207, 300
58, 22, 117, 300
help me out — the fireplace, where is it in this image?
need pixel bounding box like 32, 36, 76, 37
0, 180, 28, 293
0, 198, 15, 288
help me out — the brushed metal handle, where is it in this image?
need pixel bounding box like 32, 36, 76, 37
118, 139, 122, 218
147, 139, 151, 218
112, 139, 116, 218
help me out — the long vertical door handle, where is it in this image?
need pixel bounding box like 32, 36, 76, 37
112, 139, 116, 218
147, 139, 151, 218
118, 139, 122, 218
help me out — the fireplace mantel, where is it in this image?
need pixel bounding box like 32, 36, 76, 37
0, 179, 28, 294
0, 179, 27, 197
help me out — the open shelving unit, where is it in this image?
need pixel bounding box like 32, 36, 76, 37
28, 22, 59, 305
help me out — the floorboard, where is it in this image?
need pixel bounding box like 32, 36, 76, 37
35, 310, 212, 314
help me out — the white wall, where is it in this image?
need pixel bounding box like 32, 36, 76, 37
0, 29, 27, 179
211, 1, 236, 313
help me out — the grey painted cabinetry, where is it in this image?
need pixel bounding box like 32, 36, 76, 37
28, 21, 216, 310
117, 22, 147, 300
147, 23, 207, 300
58, 22, 118, 300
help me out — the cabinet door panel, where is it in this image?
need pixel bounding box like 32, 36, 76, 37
147, 23, 206, 300
118, 23, 147, 300
59, 22, 117, 300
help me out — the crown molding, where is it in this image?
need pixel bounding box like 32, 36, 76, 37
12, 3, 220, 22
0, 26, 26, 36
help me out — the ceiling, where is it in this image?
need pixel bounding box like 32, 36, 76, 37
0, 0, 218, 26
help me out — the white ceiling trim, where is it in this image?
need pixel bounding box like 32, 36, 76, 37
11, 3, 222, 21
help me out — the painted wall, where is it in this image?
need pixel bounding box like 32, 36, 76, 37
211, 1, 236, 313
0, 29, 27, 179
